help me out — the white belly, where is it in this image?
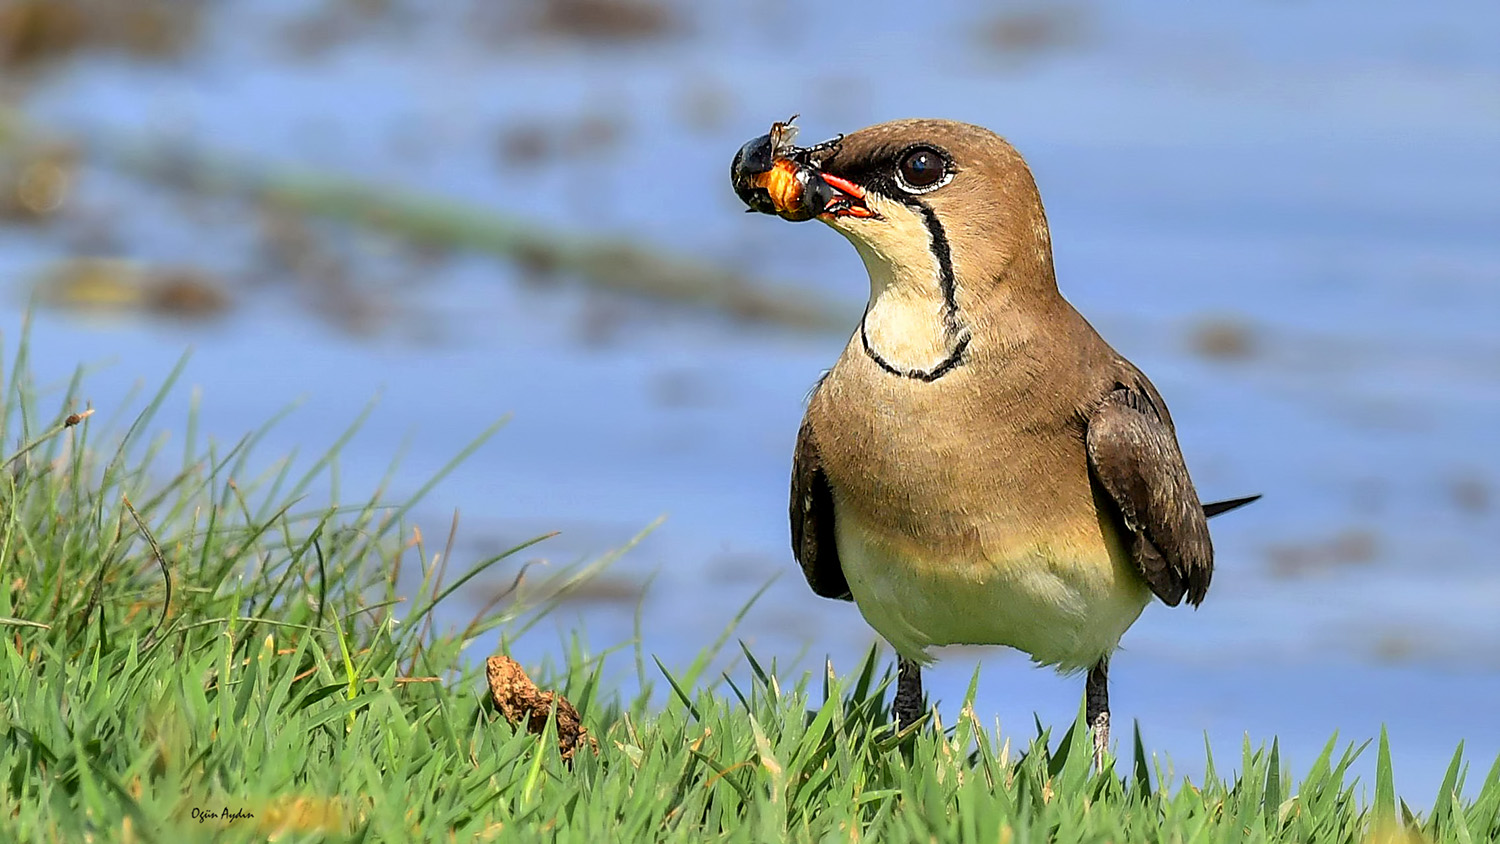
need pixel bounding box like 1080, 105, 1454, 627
835, 510, 1152, 673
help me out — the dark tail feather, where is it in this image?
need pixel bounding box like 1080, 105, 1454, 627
1202, 494, 1261, 519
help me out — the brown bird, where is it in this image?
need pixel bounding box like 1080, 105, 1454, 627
731, 117, 1257, 767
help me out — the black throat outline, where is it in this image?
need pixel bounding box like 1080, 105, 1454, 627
858, 199, 971, 382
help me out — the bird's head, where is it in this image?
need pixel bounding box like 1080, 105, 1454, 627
731, 118, 1057, 302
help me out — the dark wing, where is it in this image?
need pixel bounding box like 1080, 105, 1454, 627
790, 415, 851, 601
1085, 386, 1214, 607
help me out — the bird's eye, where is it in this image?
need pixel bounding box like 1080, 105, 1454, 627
896, 147, 948, 192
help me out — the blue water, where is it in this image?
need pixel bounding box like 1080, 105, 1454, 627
2, 0, 1498, 803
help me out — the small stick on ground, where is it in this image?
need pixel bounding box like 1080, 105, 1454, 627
486, 655, 597, 764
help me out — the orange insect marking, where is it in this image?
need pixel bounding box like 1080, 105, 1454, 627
754, 159, 804, 214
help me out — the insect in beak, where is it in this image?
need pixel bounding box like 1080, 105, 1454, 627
730, 117, 875, 222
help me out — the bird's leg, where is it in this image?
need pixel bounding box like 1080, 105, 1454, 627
1086, 658, 1110, 769
893, 656, 924, 729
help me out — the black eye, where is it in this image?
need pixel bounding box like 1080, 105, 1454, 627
897, 147, 946, 190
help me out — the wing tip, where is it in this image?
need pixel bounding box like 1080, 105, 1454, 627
1203, 494, 1262, 519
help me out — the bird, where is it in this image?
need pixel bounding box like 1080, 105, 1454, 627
730, 117, 1257, 768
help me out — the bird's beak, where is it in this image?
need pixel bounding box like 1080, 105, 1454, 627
731, 138, 875, 222
815, 173, 875, 220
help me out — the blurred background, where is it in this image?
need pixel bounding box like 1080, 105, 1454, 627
2, 0, 1496, 798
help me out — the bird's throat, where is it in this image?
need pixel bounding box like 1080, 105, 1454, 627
847, 221, 969, 380
860, 287, 968, 378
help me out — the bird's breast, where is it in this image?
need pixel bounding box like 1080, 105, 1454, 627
834, 506, 1150, 671
812, 339, 1094, 548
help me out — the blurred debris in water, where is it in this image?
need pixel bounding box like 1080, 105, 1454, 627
976, 4, 1092, 62
547, 572, 645, 606
479, 0, 681, 44
494, 111, 628, 168
149, 267, 233, 318
1266, 528, 1381, 579
0, 127, 75, 222
1188, 315, 1260, 362
536, 0, 677, 41
0, 0, 203, 70
253, 205, 380, 334
1447, 474, 1490, 516
277, 0, 414, 61
0, 140, 73, 223
280, 0, 685, 56
33, 257, 230, 319
0, 1, 86, 69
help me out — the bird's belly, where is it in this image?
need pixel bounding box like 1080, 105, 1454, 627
835, 511, 1151, 673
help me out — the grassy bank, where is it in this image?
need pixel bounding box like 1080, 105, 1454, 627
1, 344, 1497, 843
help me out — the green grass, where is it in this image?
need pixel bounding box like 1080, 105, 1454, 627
1, 338, 1497, 843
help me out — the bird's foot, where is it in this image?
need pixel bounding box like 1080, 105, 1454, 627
1085, 658, 1111, 770
893, 698, 924, 731
893, 657, 924, 730
1090, 709, 1110, 770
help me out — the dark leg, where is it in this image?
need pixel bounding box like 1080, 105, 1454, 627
893, 656, 924, 729
1086, 658, 1110, 769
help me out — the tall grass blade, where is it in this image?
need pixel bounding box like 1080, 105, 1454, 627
1375, 726, 1397, 831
